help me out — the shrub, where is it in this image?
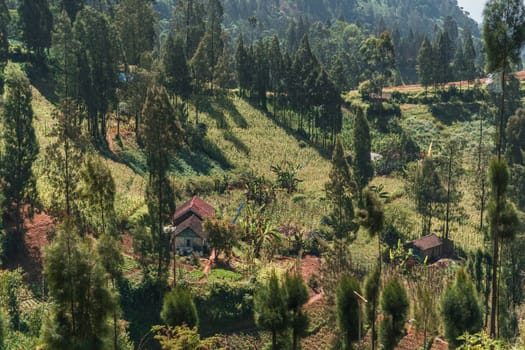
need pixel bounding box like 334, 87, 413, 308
161, 287, 199, 329
440, 269, 482, 348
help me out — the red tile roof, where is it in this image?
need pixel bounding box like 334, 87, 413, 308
173, 196, 215, 222
412, 234, 443, 251
174, 215, 207, 239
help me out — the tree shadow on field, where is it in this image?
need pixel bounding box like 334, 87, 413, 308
215, 94, 249, 129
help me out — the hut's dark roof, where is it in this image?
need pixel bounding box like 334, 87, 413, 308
412, 234, 443, 251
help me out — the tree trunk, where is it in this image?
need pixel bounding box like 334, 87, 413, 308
445, 152, 453, 240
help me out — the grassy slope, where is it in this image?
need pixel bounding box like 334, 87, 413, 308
31, 83, 501, 268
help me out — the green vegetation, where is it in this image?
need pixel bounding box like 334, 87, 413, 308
1, 0, 525, 349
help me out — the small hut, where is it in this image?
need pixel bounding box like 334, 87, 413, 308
408, 234, 454, 262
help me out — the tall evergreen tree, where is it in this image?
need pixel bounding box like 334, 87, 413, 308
172, 0, 205, 59
50, 11, 79, 102
141, 85, 184, 279
18, 0, 53, 57
283, 273, 309, 350
116, 0, 156, 66
252, 39, 269, 110
325, 138, 357, 240
0, 64, 39, 233
41, 221, 117, 350
364, 264, 380, 350
43, 99, 85, 220
417, 36, 433, 91
352, 108, 373, 205
453, 41, 466, 84
197, 0, 224, 90
463, 30, 477, 84
74, 7, 117, 141
336, 275, 361, 350
235, 34, 250, 97
162, 34, 192, 100
59, 0, 84, 21
78, 156, 116, 235
434, 30, 453, 85
487, 158, 519, 337
413, 156, 445, 235
483, 0, 525, 159
483, 0, 525, 337
0, 0, 8, 95
254, 271, 288, 350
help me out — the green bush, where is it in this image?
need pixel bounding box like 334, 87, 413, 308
440, 269, 482, 348
208, 269, 243, 282
195, 281, 255, 333
161, 287, 199, 328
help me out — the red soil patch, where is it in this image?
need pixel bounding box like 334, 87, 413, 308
4, 211, 54, 282
395, 323, 448, 350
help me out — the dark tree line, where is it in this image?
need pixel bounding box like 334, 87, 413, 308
236, 34, 342, 147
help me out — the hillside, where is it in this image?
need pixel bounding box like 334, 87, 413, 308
26, 78, 513, 349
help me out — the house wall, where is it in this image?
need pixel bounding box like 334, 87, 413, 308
174, 228, 206, 251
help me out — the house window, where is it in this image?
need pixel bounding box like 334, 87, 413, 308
186, 239, 191, 247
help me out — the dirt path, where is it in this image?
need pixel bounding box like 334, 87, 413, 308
381, 70, 525, 92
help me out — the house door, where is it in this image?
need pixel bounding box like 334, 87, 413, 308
186, 239, 191, 248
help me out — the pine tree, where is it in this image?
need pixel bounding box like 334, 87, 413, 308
413, 156, 445, 235
41, 221, 117, 350
325, 138, 357, 240
434, 30, 453, 85
162, 34, 192, 100
0, 64, 39, 233
204, 0, 224, 90
483, 0, 525, 336
116, 0, 156, 66
59, 0, 84, 21
336, 275, 361, 350
141, 85, 184, 279
463, 30, 477, 85
484, 0, 525, 159
441, 269, 483, 347
50, 11, 79, 103
78, 156, 116, 235
18, 0, 53, 57
191, 33, 212, 91
43, 99, 85, 220
235, 34, 250, 97
254, 271, 288, 349
253, 40, 269, 110
283, 272, 309, 350
352, 108, 373, 205
0, 0, 8, 93
172, 0, 205, 59
74, 7, 117, 141
487, 158, 519, 337
417, 36, 433, 92
453, 41, 466, 84
379, 279, 409, 350
364, 264, 380, 350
